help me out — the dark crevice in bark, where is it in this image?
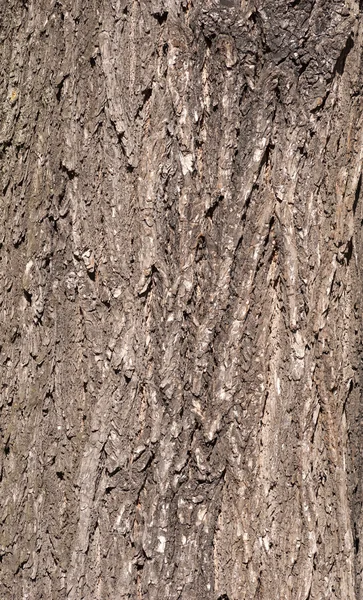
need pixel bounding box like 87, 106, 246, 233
60, 162, 77, 180
135, 86, 154, 121
249, 9, 258, 24
342, 378, 354, 416
344, 238, 353, 265
332, 34, 354, 79
55, 74, 69, 102
353, 172, 361, 215
152, 11, 168, 25
260, 141, 274, 171
354, 522, 360, 554
23, 289, 32, 304
203, 32, 216, 48
142, 87, 153, 104
205, 194, 224, 220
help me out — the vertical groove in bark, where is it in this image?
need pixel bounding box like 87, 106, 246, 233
1, 1, 363, 599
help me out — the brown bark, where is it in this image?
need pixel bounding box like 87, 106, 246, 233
1, 1, 363, 598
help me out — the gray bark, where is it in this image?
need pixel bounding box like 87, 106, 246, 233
1, 0, 363, 598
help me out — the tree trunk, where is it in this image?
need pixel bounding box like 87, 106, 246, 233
1, 0, 363, 598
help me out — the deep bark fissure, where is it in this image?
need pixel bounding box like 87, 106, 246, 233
1, 1, 363, 599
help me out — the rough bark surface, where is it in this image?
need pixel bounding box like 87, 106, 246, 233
1, 0, 363, 598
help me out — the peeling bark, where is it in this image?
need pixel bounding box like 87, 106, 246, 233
1, 1, 363, 598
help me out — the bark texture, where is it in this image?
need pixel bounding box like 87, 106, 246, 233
1, 0, 363, 598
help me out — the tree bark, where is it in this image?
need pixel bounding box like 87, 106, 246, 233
1, 0, 363, 598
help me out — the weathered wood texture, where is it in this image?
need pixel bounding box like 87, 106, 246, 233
1, 0, 363, 598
